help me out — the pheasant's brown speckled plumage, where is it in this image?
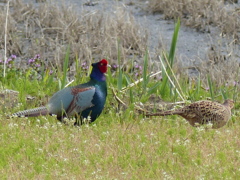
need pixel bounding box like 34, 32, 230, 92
147, 99, 234, 129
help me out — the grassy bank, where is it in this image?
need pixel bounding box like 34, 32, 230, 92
0, 0, 240, 179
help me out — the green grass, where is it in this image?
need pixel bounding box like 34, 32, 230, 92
0, 20, 239, 179
1, 113, 240, 179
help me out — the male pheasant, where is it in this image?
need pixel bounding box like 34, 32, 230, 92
146, 99, 234, 129
12, 59, 108, 125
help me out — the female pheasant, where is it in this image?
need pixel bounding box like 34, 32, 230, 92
12, 59, 108, 125
146, 99, 234, 129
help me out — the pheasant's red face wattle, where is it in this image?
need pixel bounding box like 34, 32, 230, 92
98, 59, 108, 73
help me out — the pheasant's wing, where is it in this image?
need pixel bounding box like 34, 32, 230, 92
66, 86, 96, 116
186, 101, 223, 123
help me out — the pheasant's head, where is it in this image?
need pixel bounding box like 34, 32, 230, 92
90, 59, 108, 81
224, 99, 234, 109
97, 59, 108, 73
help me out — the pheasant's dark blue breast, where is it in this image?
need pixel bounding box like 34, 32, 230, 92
80, 81, 107, 122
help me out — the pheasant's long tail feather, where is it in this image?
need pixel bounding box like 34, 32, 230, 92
146, 110, 180, 117
12, 107, 49, 117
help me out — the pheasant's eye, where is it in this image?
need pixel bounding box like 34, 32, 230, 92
100, 63, 106, 66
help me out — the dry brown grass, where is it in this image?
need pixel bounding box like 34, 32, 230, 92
1, 0, 238, 86
144, 0, 240, 87
147, 0, 240, 41
174, 52, 240, 88
0, 0, 148, 68
161, 44, 238, 89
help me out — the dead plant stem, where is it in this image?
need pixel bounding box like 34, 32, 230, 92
4, 0, 10, 78
158, 55, 185, 101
